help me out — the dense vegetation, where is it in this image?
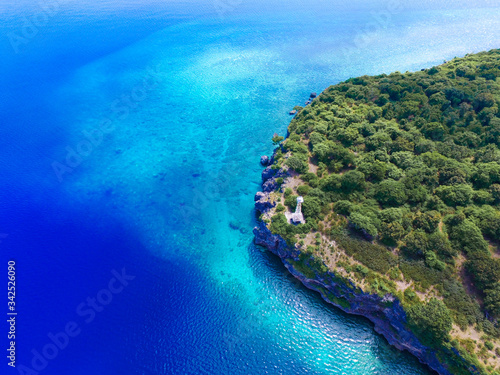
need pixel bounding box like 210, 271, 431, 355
266, 49, 500, 374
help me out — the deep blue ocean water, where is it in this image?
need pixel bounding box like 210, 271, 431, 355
1, 0, 499, 374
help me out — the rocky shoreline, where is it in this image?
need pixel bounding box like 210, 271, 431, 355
253, 157, 476, 375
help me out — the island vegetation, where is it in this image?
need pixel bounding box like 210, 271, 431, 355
260, 49, 500, 374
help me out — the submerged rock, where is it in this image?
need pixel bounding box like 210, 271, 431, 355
260, 155, 270, 166
229, 221, 240, 230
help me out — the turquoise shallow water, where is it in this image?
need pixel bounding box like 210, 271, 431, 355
1, 1, 499, 374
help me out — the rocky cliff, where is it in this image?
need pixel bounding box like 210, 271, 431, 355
253, 159, 478, 375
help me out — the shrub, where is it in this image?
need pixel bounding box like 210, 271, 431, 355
269, 214, 294, 243
399, 260, 444, 289
466, 254, 500, 290
284, 194, 298, 210
442, 279, 481, 327
424, 250, 446, 271
286, 156, 308, 173
484, 283, 500, 317
355, 264, 369, 277
484, 341, 494, 351
335, 234, 397, 274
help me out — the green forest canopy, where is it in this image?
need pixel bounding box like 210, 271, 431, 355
267, 49, 500, 371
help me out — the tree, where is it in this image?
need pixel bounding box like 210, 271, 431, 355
490, 184, 500, 203
474, 144, 500, 163
374, 179, 407, 207
428, 231, 456, 259
297, 185, 311, 196
284, 140, 308, 155
422, 122, 445, 141
335, 127, 359, 146
406, 185, 429, 205
435, 184, 473, 207
473, 190, 493, 205
302, 196, 322, 219
479, 208, 500, 238
309, 132, 326, 147
365, 132, 391, 151
447, 219, 489, 256
349, 212, 378, 239
391, 136, 415, 152
341, 170, 366, 193
412, 211, 440, 233
320, 174, 342, 191
402, 230, 428, 257
472, 162, 500, 188
473, 92, 495, 112
378, 207, 404, 224
408, 298, 453, 344
313, 141, 354, 167
272, 134, 284, 145
334, 200, 353, 215
358, 161, 387, 182
438, 163, 467, 185
379, 221, 405, 244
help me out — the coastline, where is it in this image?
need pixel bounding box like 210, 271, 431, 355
253, 151, 477, 375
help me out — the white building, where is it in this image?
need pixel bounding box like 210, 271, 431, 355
291, 196, 305, 224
